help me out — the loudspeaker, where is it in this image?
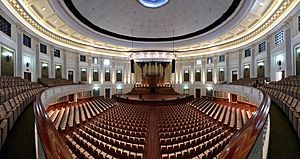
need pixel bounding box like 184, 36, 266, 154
171, 59, 175, 73
131, 59, 135, 73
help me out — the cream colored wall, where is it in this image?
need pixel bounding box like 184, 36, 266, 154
1, 8, 300, 97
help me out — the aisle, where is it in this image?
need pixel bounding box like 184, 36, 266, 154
0, 103, 36, 159
144, 107, 161, 159
268, 102, 300, 159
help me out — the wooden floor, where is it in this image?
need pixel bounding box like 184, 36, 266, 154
144, 107, 161, 159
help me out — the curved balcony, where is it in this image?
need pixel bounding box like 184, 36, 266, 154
34, 84, 270, 159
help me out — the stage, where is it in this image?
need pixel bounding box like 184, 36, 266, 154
113, 94, 194, 105
117, 94, 188, 101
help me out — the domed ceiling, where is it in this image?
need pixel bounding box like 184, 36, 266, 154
2, 0, 295, 56
65, 0, 240, 41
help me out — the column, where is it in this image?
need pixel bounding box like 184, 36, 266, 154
99, 58, 104, 83
148, 63, 151, 75
111, 60, 116, 84
49, 46, 55, 78
238, 51, 242, 79
213, 56, 218, 83
87, 55, 92, 84
285, 18, 293, 76
155, 62, 157, 74
35, 38, 40, 80
190, 58, 194, 84
75, 53, 80, 83
265, 35, 271, 78
225, 53, 230, 82
62, 51, 67, 79
251, 45, 256, 78
202, 58, 206, 83
179, 61, 183, 84
15, 26, 23, 78
175, 61, 179, 84
123, 61, 127, 83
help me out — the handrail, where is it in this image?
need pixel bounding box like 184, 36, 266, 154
217, 86, 271, 159
34, 84, 94, 159
34, 91, 72, 159
34, 84, 270, 159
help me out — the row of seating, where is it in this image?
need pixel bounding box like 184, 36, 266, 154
38, 78, 74, 87
162, 131, 234, 159
268, 75, 300, 86
192, 98, 255, 130
64, 101, 150, 159
0, 76, 45, 150
51, 95, 256, 159
261, 85, 300, 138
156, 103, 233, 159
0, 76, 32, 88
46, 97, 116, 131
0, 84, 43, 104
231, 77, 269, 87
263, 81, 300, 100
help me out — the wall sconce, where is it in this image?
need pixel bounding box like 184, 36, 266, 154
93, 86, 99, 90
116, 85, 122, 90
258, 62, 264, 66
41, 63, 48, 70
26, 62, 30, 68
3, 51, 12, 62
206, 86, 213, 91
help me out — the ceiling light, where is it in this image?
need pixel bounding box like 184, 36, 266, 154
247, 19, 251, 22
41, 7, 46, 11
54, 20, 57, 23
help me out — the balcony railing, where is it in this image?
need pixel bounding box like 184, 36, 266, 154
34, 84, 270, 159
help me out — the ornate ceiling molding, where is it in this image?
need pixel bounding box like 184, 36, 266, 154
1, 0, 299, 57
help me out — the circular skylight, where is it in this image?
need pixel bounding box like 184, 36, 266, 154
137, 0, 170, 8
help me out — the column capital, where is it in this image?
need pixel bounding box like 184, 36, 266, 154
16, 24, 24, 34
284, 17, 292, 29
266, 35, 272, 43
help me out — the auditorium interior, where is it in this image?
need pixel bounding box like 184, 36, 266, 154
0, 0, 300, 159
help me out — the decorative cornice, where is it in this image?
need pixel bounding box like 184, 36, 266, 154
1, 0, 299, 57
177, 0, 299, 56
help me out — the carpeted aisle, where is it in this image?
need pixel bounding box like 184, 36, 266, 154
268, 102, 300, 159
0, 103, 36, 159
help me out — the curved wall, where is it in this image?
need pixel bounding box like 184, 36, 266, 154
0, 3, 300, 96
34, 84, 271, 159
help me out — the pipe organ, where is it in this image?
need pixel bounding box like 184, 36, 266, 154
130, 52, 176, 88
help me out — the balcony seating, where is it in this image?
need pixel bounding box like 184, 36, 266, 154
46, 97, 116, 131
191, 98, 255, 130
38, 78, 74, 87
231, 77, 270, 87
0, 76, 45, 150
261, 76, 300, 138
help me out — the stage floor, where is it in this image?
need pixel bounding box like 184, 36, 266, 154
118, 94, 187, 101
